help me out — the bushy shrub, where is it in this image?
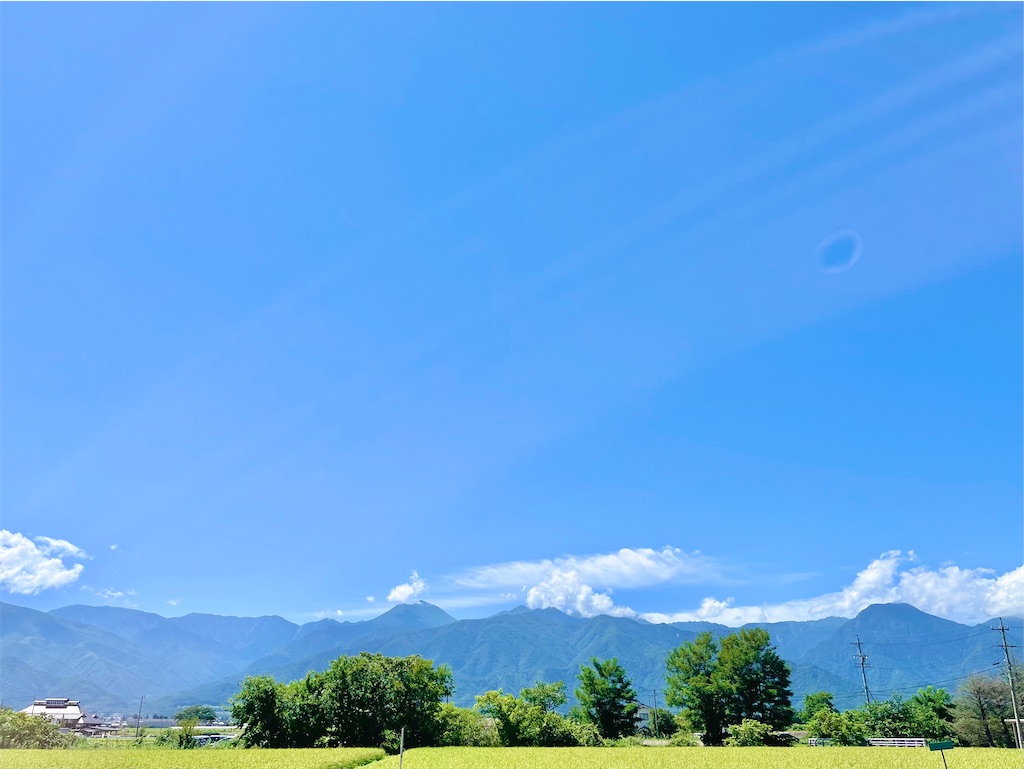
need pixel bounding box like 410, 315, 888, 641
669, 729, 700, 746
0, 708, 74, 749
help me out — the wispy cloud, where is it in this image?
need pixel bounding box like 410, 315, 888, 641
83, 586, 138, 606
0, 530, 88, 594
387, 570, 427, 603
642, 551, 1024, 626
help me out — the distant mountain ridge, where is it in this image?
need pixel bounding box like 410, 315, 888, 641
1, 600, 1018, 715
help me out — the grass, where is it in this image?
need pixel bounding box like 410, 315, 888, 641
0, 747, 386, 769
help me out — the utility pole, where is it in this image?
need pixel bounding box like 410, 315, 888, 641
652, 689, 659, 738
993, 618, 1023, 749
135, 695, 145, 740
851, 635, 872, 705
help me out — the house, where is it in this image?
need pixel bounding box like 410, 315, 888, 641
20, 698, 85, 729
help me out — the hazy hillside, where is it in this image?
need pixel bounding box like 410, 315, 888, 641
2, 600, 1018, 717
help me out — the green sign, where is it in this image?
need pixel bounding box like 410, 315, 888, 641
929, 740, 954, 751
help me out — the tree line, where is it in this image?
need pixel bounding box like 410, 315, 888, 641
12, 625, 1014, 751
226, 631, 1022, 751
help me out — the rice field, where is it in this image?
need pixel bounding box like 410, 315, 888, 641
372, 746, 1024, 769
1, 746, 1022, 769
0, 747, 385, 769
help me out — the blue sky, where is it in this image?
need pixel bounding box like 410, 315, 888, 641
2, 3, 1022, 627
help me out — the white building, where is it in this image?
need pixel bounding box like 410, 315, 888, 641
20, 698, 85, 729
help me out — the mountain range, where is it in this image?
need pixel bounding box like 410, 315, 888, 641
1, 600, 1018, 716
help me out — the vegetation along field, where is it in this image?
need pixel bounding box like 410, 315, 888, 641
0, 747, 385, 769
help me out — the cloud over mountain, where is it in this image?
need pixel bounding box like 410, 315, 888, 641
0, 530, 88, 595
642, 551, 1024, 626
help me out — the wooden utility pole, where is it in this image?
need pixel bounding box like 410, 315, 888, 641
851, 635, 872, 705
993, 618, 1023, 749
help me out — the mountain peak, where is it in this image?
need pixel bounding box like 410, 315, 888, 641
371, 601, 456, 630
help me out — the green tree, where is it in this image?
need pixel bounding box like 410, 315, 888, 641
724, 718, 773, 746
799, 691, 836, 723
862, 695, 915, 738
665, 628, 794, 745
717, 628, 794, 729
230, 675, 286, 747
806, 708, 867, 746
0, 708, 72, 749
174, 705, 216, 724
665, 632, 729, 745
645, 706, 675, 738
954, 674, 1020, 747
475, 681, 581, 747
436, 703, 497, 747
907, 687, 954, 741
230, 653, 453, 751
574, 657, 640, 739
176, 717, 198, 748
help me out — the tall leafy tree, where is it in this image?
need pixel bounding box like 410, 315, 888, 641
230, 653, 453, 751
665, 632, 729, 745
717, 627, 794, 729
574, 657, 640, 739
665, 629, 794, 745
230, 675, 286, 747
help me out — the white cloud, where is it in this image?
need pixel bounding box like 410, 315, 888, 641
0, 530, 87, 594
448, 546, 719, 618
83, 586, 138, 604
34, 536, 90, 559
110, 544, 119, 551
526, 568, 636, 618
366, 595, 376, 603
167, 598, 180, 606
314, 608, 344, 619
455, 546, 718, 590
387, 570, 427, 603
642, 551, 1024, 626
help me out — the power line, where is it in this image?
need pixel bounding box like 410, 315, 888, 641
994, 617, 1023, 750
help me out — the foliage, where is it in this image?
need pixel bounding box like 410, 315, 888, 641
574, 657, 640, 739
724, 718, 774, 746
665, 629, 794, 746
0, 707, 74, 749
668, 729, 700, 746
230, 653, 453, 751
806, 708, 867, 746
798, 692, 836, 723
954, 673, 1022, 747
174, 705, 217, 724
665, 632, 728, 745
436, 704, 497, 747
176, 718, 198, 749
855, 689, 954, 741
475, 681, 586, 747
717, 628, 794, 729
643, 706, 675, 738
